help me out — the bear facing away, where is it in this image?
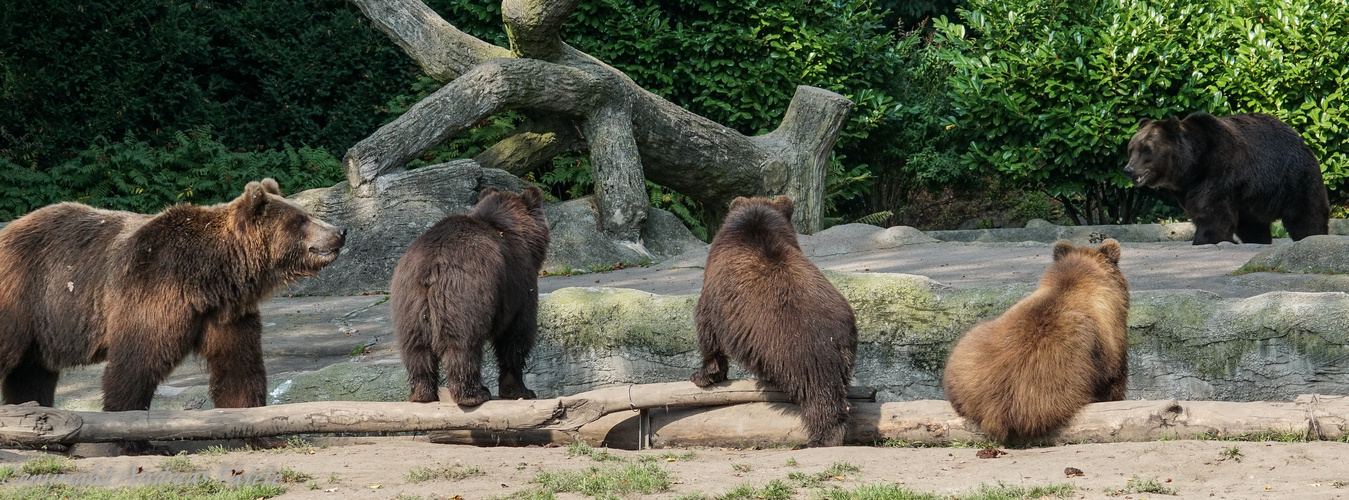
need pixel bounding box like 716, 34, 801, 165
0, 179, 345, 454
692, 196, 858, 447
1124, 112, 1329, 244
942, 239, 1129, 443
392, 186, 550, 406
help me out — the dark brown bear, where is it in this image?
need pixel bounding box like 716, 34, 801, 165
691, 196, 858, 447
391, 186, 550, 406
0, 179, 345, 454
1124, 112, 1329, 244
942, 239, 1129, 442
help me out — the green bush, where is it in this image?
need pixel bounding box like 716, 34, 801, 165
0, 0, 414, 177
0, 127, 343, 219
932, 0, 1349, 223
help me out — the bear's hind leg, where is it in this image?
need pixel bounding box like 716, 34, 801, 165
399, 320, 441, 403
1281, 213, 1330, 242
494, 313, 537, 400
443, 342, 491, 406
1235, 217, 1273, 244
2, 360, 59, 407
797, 385, 849, 447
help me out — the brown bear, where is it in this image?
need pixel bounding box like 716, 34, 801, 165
1124, 112, 1329, 244
942, 239, 1129, 443
691, 196, 858, 447
0, 179, 345, 454
391, 186, 550, 406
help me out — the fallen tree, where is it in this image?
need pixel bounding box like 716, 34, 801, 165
343, 0, 854, 237
2, 383, 1344, 449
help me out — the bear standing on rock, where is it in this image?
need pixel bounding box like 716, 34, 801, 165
1124, 112, 1329, 244
392, 186, 550, 406
692, 196, 858, 447
942, 239, 1129, 443
0, 179, 346, 454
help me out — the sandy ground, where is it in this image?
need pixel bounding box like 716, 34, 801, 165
4, 437, 1348, 499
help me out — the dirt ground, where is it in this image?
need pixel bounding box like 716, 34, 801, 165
2, 437, 1348, 499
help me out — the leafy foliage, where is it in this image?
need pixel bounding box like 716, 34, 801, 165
931, 0, 1349, 223
0, 127, 343, 219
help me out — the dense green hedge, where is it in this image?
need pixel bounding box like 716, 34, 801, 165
930, 0, 1349, 223
0, 0, 415, 218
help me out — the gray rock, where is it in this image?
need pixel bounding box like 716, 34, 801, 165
928, 222, 1196, 244
1243, 235, 1349, 274
1024, 218, 1056, 229
799, 224, 937, 257
283, 161, 704, 295
543, 197, 705, 274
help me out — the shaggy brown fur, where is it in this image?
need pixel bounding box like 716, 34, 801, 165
1125, 113, 1329, 244
0, 179, 345, 454
391, 186, 550, 406
942, 239, 1130, 442
691, 196, 858, 447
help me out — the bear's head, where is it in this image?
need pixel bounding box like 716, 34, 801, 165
232, 178, 346, 279
1124, 116, 1204, 191
474, 186, 550, 260
718, 195, 798, 248
1052, 238, 1126, 290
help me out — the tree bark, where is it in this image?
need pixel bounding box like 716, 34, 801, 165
343, 0, 853, 234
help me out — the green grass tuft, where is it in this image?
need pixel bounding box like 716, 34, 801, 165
532, 462, 671, 497
20, 456, 75, 475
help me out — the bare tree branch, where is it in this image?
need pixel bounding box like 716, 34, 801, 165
349, 0, 512, 82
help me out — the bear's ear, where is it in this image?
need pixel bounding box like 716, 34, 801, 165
520, 186, 544, 210
1051, 239, 1074, 261
728, 196, 751, 212
1098, 238, 1122, 265
1137, 118, 1152, 129
771, 195, 794, 220
235, 180, 272, 228
260, 178, 282, 196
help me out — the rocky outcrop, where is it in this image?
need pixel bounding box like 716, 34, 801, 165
284, 160, 704, 295
1243, 235, 1349, 274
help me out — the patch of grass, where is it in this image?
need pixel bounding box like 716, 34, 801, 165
404, 465, 485, 483
328, 472, 342, 484
788, 461, 863, 489
881, 438, 996, 449
1197, 429, 1311, 442
812, 482, 1074, 500
674, 492, 710, 500
1110, 476, 1178, 496
0, 481, 285, 500
278, 467, 312, 483
532, 462, 671, 497
731, 463, 752, 473
639, 450, 698, 463
349, 343, 371, 356
1219, 445, 1243, 462
308, 481, 321, 490
0, 466, 18, 482
202, 444, 242, 456
1231, 264, 1279, 275
541, 266, 582, 277
718, 479, 794, 500
20, 456, 75, 475
157, 452, 199, 473
785, 457, 798, 467
566, 442, 622, 462
269, 435, 323, 454
490, 489, 557, 500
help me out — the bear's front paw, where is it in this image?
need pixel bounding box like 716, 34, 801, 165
408, 386, 439, 403
451, 386, 492, 406
690, 370, 723, 387
499, 386, 536, 400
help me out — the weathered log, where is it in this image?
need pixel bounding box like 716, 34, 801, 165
0, 381, 795, 445
430, 395, 1349, 449
344, 0, 854, 235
